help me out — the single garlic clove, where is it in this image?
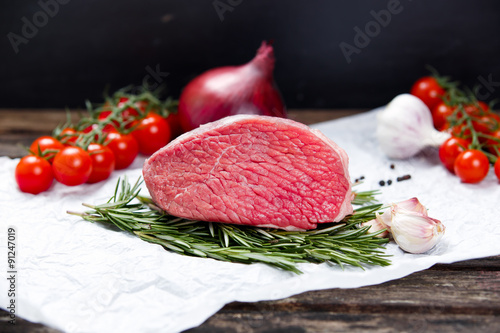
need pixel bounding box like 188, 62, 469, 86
390, 211, 445, 254
376, 209, 393, 228
392, 197, 428, 216
376, 94, 451, 159
362, 212, 390, 238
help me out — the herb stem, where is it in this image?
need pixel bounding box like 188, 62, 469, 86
70, 177, 391, 274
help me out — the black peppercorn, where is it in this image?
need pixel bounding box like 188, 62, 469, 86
397, 174, 411, 182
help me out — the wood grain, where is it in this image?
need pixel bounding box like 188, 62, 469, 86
0, 109, 367, 158
0, 109, 82, 159
1, 109, 499, 333
185, 258, 500, 332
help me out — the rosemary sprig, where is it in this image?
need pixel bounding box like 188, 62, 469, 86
68, 177, 390, 274
352, 190, 379, 206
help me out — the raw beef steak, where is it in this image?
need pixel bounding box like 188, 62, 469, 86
143, 115, 353, 230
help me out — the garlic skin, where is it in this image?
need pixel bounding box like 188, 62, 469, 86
371, 197, 446, 254
390, 197, 428, 216
361, 215, 389, 238
376, 94, 451, 159
390, 207, 445, 254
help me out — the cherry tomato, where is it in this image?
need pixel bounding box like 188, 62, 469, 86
410, 76, 446, 111
117, 97, 140, 126
463, 101, 489, 116
166, 111, 184, 138
131, 112, 171, 155
82, 123, 98, 134
81, 124, 103, 142
98, 110, 112, 120
490, 112, 500, 127
97, 111, 120, 132
86, 143, 116, 183
479, 101, 490, 111
472, 115, 497, 136
106, 132, 139, 169
81, 121, 114, 142
59, 128, 79, 145
439, 137, 470, 173
99, 97, 144, 130
15, 155, 54, 194
495, 158, 500, 182
135, 100, 155, 113
454, 149, 490, 184
432, 102, 455, 131
447, 123, 472, 141
52, 146, 93, 186
485, 129, 500, 156
29, 136, 64, 163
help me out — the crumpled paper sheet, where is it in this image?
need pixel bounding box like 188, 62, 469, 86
1, 108, 500, 333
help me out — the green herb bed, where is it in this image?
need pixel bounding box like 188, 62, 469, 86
70, 177, 391, 274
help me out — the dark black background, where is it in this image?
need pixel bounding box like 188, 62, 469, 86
1, 0, 500, 109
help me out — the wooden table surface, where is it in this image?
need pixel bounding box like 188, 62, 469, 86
1, 109, 499, 333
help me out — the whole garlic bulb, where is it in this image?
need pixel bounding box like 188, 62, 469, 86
376, 94, 451, 159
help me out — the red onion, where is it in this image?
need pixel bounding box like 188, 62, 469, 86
178, 41, 287, 132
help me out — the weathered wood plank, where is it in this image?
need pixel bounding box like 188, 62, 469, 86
223, 269, 500, 315
186, 262, 500, 332
2, 257, 499, 332
1, 108, 499, 332
0, 109, 363, 158
430, 256, 500, 270
0, 109, 82, 158
185, 312, 500, 333
0, 109, 360, 136
0, 109, 81, 134
0, 311, 62, 333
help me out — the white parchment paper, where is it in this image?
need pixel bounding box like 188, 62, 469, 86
1, 108, 500, 333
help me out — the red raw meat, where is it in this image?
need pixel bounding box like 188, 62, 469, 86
143, 115, 353, 230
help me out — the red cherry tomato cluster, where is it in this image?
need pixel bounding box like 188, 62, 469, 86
410, 73, 500, 184
15, 88, 182, 194
410, 76, 447, 112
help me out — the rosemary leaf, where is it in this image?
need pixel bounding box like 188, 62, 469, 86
69, 177, 392, 274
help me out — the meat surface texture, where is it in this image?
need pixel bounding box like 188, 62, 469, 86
143, 115, 353, 230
